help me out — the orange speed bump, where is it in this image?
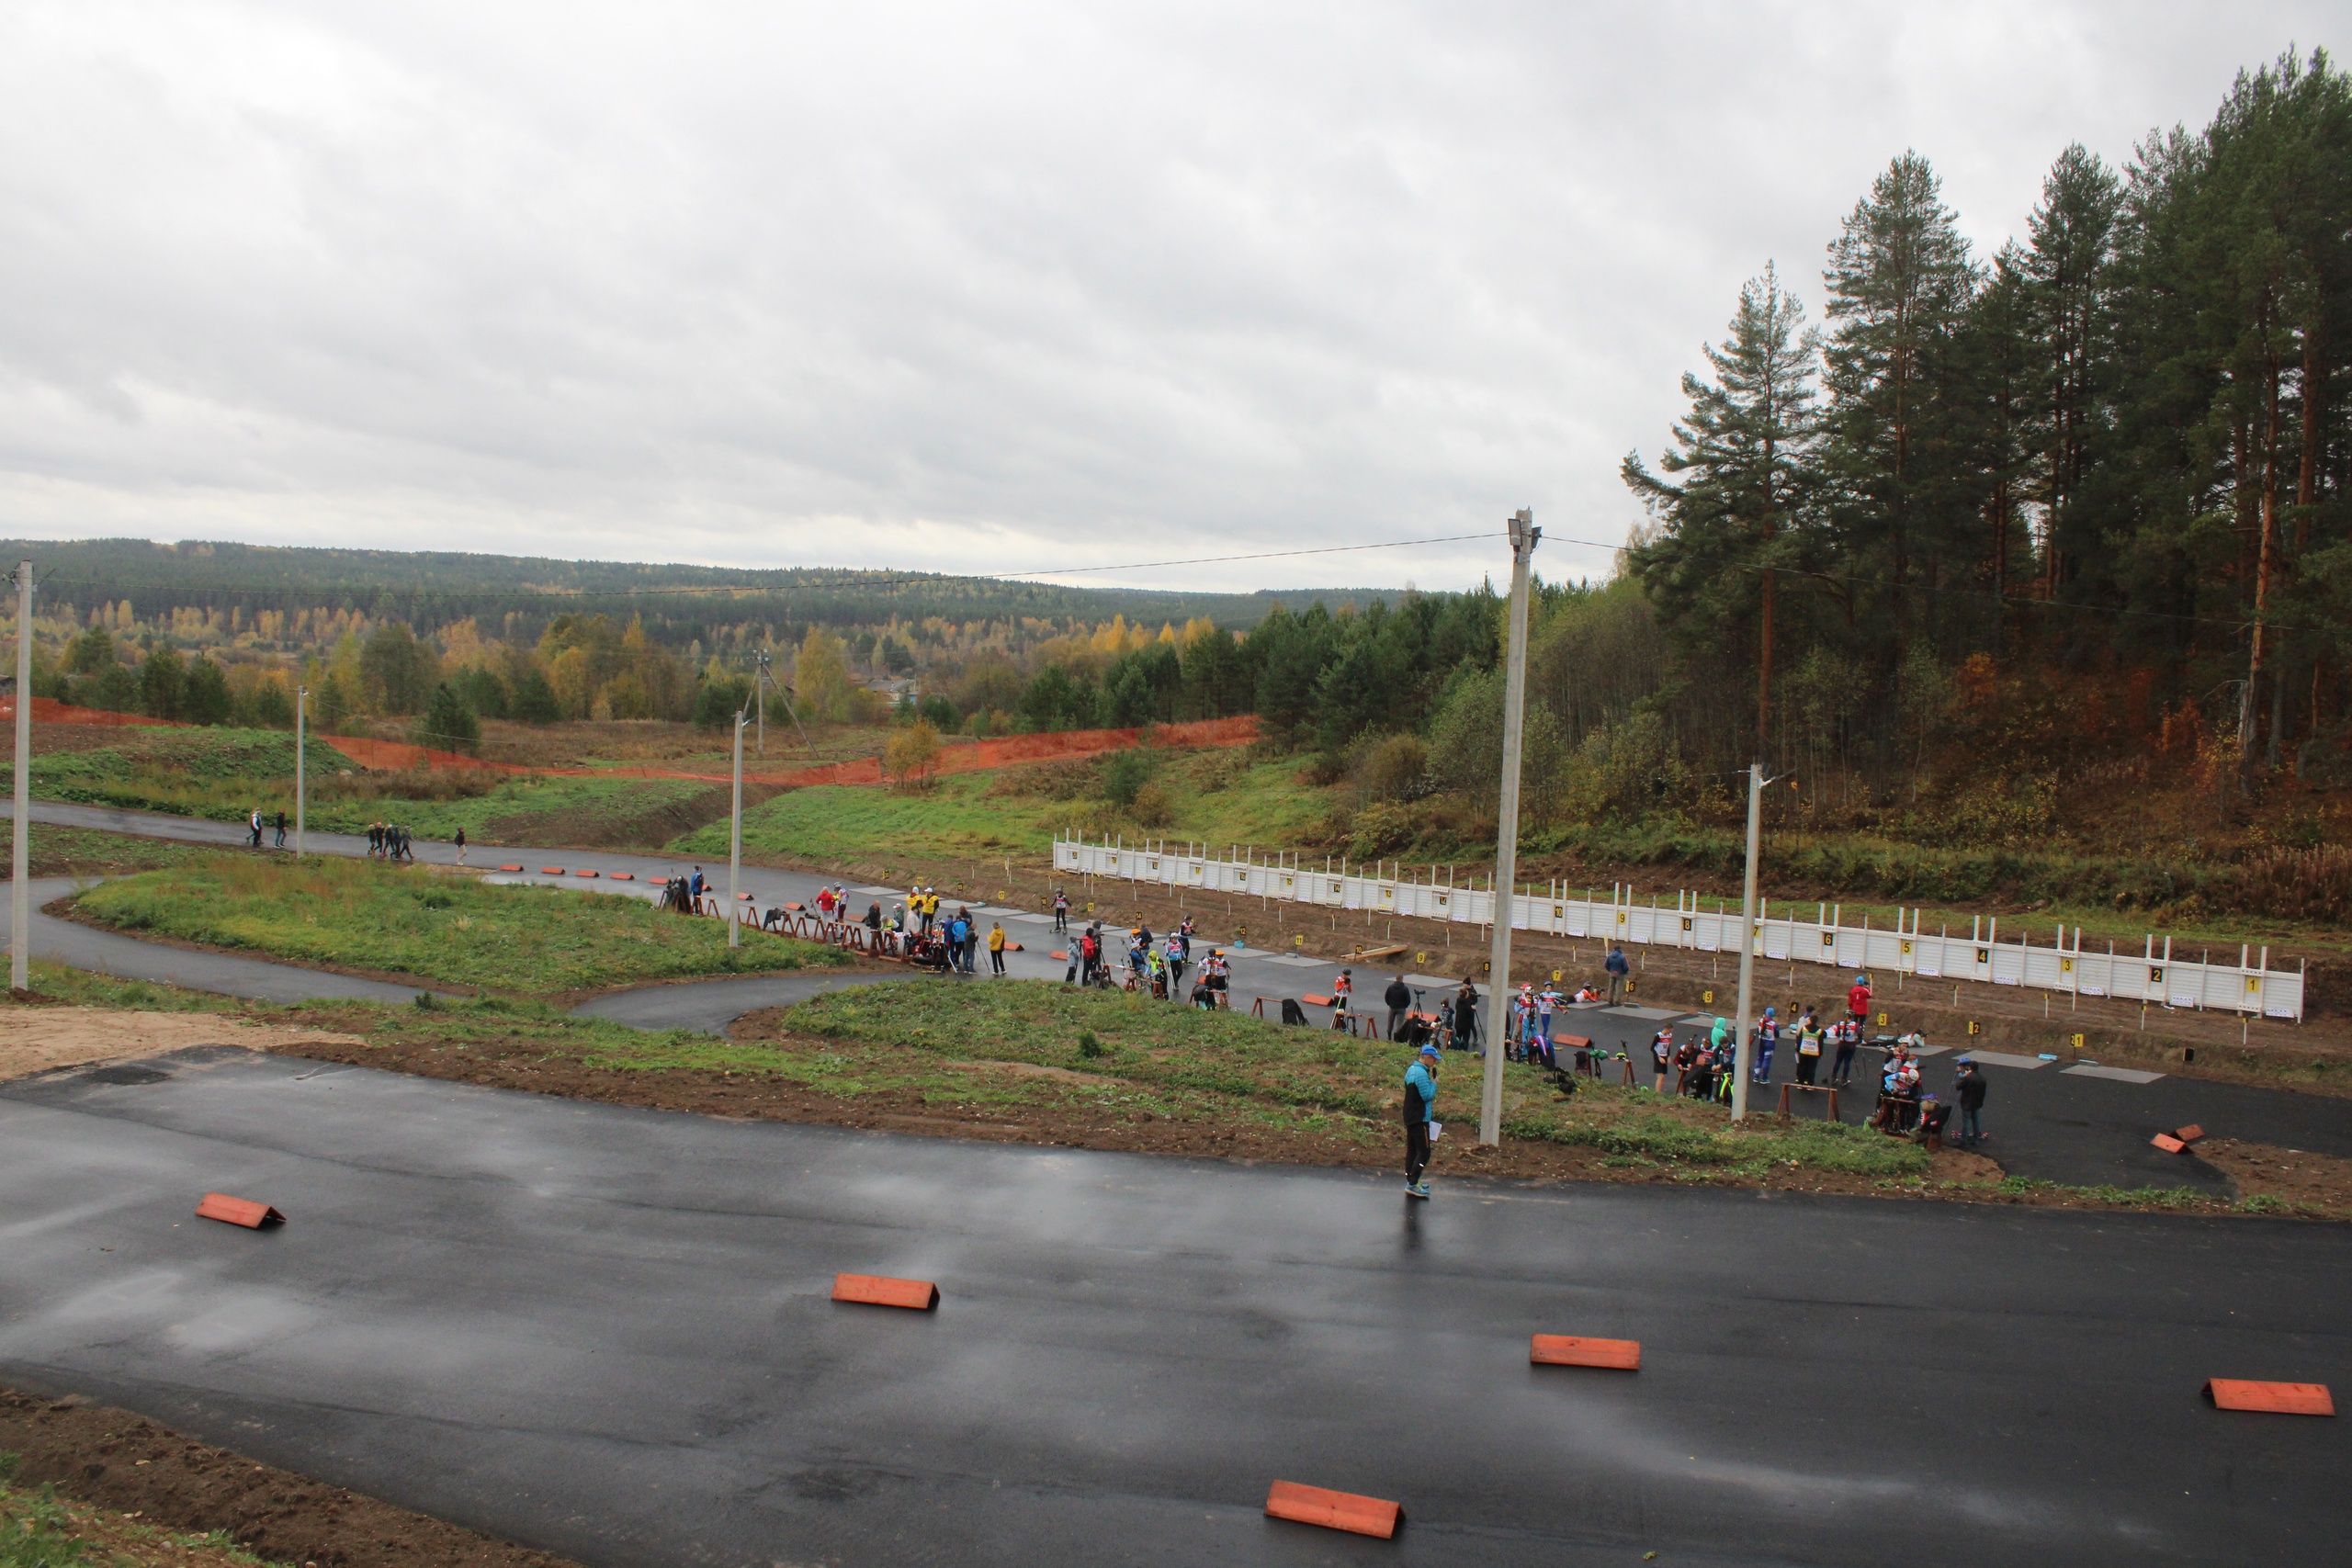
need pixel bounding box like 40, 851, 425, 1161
610, 872, 634, 881
1303, 993, 1336, 1007
2152, 1133, 2188, 1153
2206, 1380, 2334, 1416
1263, 1480, 1401, 1539
539, 866, 565, 875
2176, 1123, 2206, 1144
575, 869, 599, 877
1531, 1334, 1641, 1371
196, 1192, 285, 1229
831, 1272, 939, 1311
497, 863, 524, 873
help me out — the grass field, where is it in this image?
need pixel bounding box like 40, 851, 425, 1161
781, 979, 1932, 1178
0, 1464, 272, 1568
668, 750, 1329, 870
17, 825, 227, 878
72, 856, 845, 993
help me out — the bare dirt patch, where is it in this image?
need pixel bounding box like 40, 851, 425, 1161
2191, 1136, 2352, 1218
0, 1387, 582, 1568
0, 1010, 362, 1083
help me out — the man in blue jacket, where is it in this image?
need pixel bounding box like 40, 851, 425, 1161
1605, 942, 1630, 1004
1403, 1042, 1441, 1199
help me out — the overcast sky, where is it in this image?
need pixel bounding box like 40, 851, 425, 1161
0, 3, 2335, 593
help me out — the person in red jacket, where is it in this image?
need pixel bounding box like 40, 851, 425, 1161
1847, 974, 1872, 1030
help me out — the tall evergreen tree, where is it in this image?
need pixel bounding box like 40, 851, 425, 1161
1624, 261, 1822, 758
2021, 143, 2121, 600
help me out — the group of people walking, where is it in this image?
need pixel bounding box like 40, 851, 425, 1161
365, 820, 417, 861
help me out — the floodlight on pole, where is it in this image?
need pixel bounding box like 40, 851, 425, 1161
1477, 511, 1538, 1146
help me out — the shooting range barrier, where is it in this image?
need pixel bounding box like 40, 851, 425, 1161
1053, 834, 2304, 1021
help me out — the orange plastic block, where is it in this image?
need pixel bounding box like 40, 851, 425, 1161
196, 1192, 285, 1229
1303, 993, 1336, 1007
831, 1272, 939, 1311
2175, 1123, 2205, 1144
1531, 1334, 1641, 1370
496, 863, 524, 873
784, 902, 806, 912
738, 892, 754, 901
609, 873, 633, 881
1263, 1480, 1401, 1539
575, 869, 599, 878
1049, 950, 1069, 961
2152, 1133, 2188, 1153
539, 867, 565, 875
2206, 1380, 2334, 1416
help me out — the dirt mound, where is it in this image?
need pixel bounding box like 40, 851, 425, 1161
0, 1387, 583, 1568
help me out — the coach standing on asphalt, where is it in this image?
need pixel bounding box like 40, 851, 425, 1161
1385, 974, 1412, 1041
1605, 942, 1630, 1004
1403, 1041, 1440, 1199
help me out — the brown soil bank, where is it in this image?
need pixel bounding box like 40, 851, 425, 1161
0, 1387, 584, 1568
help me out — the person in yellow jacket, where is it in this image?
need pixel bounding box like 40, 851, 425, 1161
988, 919, 1008, 976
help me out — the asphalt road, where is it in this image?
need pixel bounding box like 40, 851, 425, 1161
3, 1048, 2346, 1568
15, 800, 2352, 1194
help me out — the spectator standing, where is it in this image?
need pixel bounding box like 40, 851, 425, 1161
1384, 974, 1412, 1041
1452, 980, 1481, 1053
273, 809, 288, 849
1954, 1058, 1987, 1144
1604, 943, 1630, 1005
1534, 983, 1560, 1066
1847, 974, 1873, 1031
1163, 931, 1186, 995
1402, 1042, 1441, 1199
1053, 888, 1069, 932
988, 920, 1007, 976
453, 827, 466, 865
248, 808, 264, 848
1650, 1027, 1673, 1090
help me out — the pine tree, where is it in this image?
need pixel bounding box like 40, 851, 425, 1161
1623, 261, 1822, 758
2021, 143, 2121, 599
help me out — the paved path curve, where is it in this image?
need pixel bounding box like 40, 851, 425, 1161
12, 801, 2352, 1190
4, 1049, 2346, 1568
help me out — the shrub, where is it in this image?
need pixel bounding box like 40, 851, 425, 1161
1355, 733, 1430, 802
886, 720, 944, 787
1129, 782, 1174, 827
1100, 746, 1156, 807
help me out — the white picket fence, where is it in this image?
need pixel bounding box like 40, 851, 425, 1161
1049, 832, 2306, 1021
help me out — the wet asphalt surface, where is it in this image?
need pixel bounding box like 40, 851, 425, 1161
4, 1048, 2348, 1568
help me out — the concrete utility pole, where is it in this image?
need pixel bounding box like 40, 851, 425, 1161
295, 686, 307, 856
754, 649, 770, 756
11, 561, 31, 994
1479, 511, 1539, 1146
728, 710, 747, 948
1729, 761, 1769, 1120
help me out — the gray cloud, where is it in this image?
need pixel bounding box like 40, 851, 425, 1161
0, 0, 2335, 591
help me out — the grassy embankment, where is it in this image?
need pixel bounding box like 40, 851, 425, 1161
3, 725, 725, 846
669, 752, 1326, 872
72, 856, 843, 993
678, 747, 2352, 960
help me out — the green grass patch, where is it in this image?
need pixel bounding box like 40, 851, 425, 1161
2, 728, 301, 822
17, 825, 228, 878
1505, 1089, 1933, 1179
787, 977, 1444, 1122
71, 856, 846, 993
668, 751, 1329, 869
